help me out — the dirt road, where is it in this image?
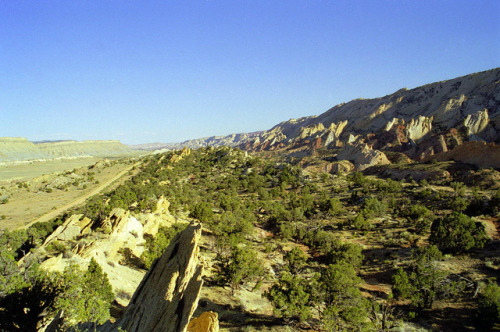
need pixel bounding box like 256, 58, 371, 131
19, 162, 139, 230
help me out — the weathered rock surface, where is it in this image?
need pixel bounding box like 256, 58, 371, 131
35, 202, 182, 309
328, 160, 355, 174
43, 214, 91, 244
39, 208, 149, 305
425, 141, 500, 169
463, 109, 489, 136
98, 223, 204, 332
170, 146, 192, 163
187, 311, 219, 332
337, 143, 390, 171
405, 116, 433, 142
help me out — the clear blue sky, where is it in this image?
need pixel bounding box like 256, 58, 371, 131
1, 1, 499, 144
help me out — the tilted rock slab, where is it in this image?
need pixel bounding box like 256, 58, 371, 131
98, 223, 203, 332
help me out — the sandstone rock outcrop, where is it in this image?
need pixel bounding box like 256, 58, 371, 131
99, 223, 204, 332
323, 121, 348, 147
464, 109, 489, 136
425, 141, 500, 169
170, 147, 192, 163
405, 116, 433, 142
187, 311, 219, 332
329, 160, 355, 174
337, 143, 390, 171
36, 203, 180, 309
43, 214, 92, 244
38, 208, 148, 305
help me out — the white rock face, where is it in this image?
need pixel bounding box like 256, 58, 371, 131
384, 118, 405, 132
464, 109, 489, 136
324, 121, 348, 146
337, 143, 390, 171
153, 68, 499, 152
38, 202, 183, 309
405, 116, 433, 142
434, 94, 467, 127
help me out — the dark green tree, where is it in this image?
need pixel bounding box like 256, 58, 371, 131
392, 246, 461, 310
318, 261, 371, 331
53, 258, 114, 327
477, 281, 500, 330
266, 272, 312, 322
430, 212, 487, 253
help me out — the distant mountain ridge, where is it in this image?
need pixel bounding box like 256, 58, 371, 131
241, 67, 500, 151
138, 68, 500, 169
130, 131, 263, 151
0, 137, 134, 163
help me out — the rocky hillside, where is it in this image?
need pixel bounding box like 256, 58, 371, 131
243, 68, 499, 152
0, 137, 134, 163
147, 68, 500, 170
131, 132, 262, 151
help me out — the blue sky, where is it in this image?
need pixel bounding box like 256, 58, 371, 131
1, 1, 499, 144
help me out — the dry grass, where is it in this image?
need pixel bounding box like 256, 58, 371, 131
0, 158, 140, 230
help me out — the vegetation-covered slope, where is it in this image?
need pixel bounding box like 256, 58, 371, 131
1, 147, 499, 331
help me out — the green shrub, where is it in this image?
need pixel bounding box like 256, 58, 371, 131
141, 224, 186, 269
215, 245, 264, 290
430, 212, 487, 253
317, 261, 371, 331
284, 247, 308, 274
392, 246, 462, 309
404, 204, 433, 234
53, 258, 114, 328
265, 271, 311, 322
362, 197, 387, 218
189, 202, 214, 223
477, 281, 500, 330
351, 213, 371, 230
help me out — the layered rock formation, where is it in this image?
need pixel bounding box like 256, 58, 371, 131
144, 67, 500, 171
0, 137, 134, 163
336, 143, 390, 171
0, 137, 47, 162
424, 141, 500, 169
34, 198, 182, 308
39, 208, 149, 304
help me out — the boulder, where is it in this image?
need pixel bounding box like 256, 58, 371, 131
187, 311, 219, 332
